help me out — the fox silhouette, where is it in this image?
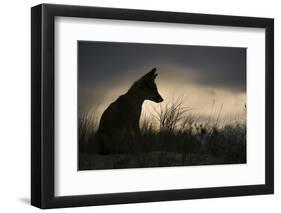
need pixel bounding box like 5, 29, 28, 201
94, 68, 163, 154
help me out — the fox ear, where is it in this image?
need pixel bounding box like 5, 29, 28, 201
143, 68, 158, 81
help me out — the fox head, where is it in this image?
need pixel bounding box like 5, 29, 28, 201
130, 68, 164, 103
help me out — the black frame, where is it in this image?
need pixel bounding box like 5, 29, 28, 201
31, 3, 274, 209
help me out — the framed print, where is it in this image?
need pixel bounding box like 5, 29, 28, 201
31, 3, 274, 209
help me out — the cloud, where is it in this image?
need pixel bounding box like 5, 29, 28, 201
79, 41, 246, 91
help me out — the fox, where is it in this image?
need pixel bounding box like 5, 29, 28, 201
94, 68, 163, 154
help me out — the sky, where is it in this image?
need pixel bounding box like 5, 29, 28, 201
78, 41, 246, 125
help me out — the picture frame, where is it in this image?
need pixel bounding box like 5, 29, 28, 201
31, 3, 274, 209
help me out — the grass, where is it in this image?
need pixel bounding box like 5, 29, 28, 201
78, 98, 246, 170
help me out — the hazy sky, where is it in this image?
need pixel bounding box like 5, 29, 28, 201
78, 41, 246, 125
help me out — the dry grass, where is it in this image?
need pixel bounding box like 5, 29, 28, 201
78, 97, 246, 170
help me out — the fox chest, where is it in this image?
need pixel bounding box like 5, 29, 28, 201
120, 106, 142, 124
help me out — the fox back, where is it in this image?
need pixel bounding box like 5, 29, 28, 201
94, 68, 163, 154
